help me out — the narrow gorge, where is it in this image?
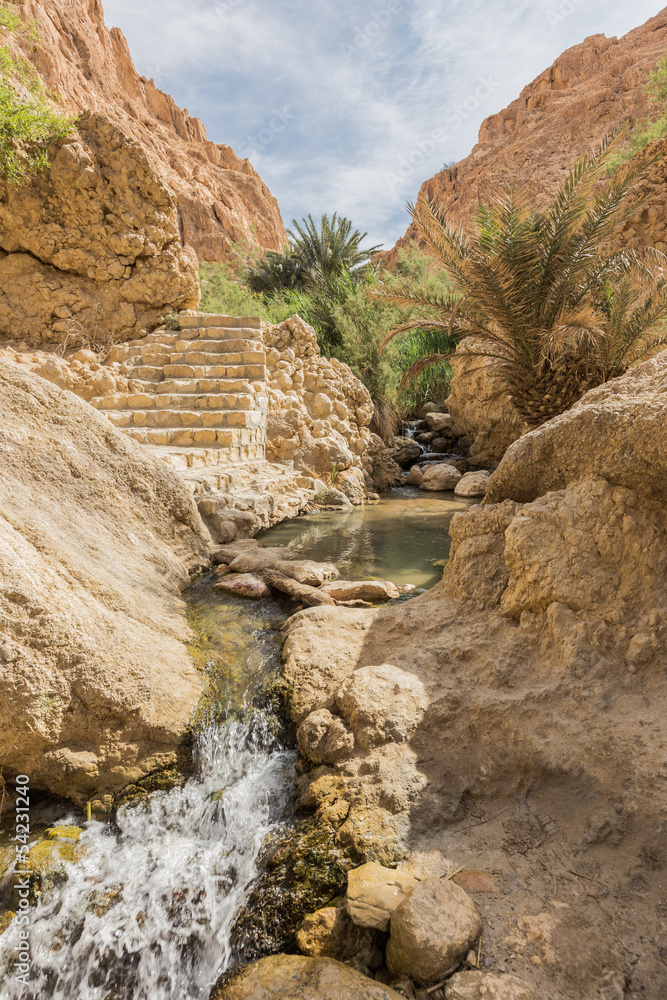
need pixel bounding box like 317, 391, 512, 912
1, 3, 666, 1000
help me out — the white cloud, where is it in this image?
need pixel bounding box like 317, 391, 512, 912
102, 0, 665, 249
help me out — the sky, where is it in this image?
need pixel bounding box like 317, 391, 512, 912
102, 0, 665, 250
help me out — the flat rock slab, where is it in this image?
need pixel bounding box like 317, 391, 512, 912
214, 573, 271, 598
345, 862, 419, 931
214, 954, 404, 999
321, 580, 400, 602
261, 569, 337, 606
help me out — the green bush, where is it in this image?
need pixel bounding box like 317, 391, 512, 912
0, 2, 76, 181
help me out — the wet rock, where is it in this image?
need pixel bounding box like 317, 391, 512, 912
416, 431, 438, 444
229, 549, 338, 587
296, 899, 375, 958
454, 471, 490, 498
345, 862, 419, 931
405, 466, 423, 486
336, 664, 429, 748
444, 971, 534, 999
211, 539, 260, 564
297, 709, 355, 764
387, 878, 482, 985
419, 463, 463, 491
262, 569, 337, 606
425, 413, 454, 432
214, 573, 271, 599
321, 581, 401, 603
214, 563, 231, 577
214, 954, 405, 999
390, 438, 423, 466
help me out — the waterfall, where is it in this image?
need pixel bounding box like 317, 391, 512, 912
0, 712, 295, 1000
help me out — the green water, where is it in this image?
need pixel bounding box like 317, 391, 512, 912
258, 486, 473, 589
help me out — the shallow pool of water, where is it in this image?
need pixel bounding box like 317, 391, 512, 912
258, 486, 473, 589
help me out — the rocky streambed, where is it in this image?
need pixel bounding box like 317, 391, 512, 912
0, 486, 476, 999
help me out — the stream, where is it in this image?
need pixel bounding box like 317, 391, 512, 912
0, 486, 471, 1000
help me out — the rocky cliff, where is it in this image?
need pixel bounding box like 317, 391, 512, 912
11, 0, 286, 261
392, 8, 667, 259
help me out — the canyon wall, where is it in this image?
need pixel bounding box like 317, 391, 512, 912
12, 0, 286, 260
393, 9, 667, 257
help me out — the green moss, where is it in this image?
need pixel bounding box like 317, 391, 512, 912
230, 816, 359, 962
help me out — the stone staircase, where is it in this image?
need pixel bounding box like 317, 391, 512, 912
89, 314, 267, 470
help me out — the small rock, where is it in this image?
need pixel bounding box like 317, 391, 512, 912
431, 435, 456, 452
405, 466, 423, 486
390, 439, 423, 466
297, 709, 354, 764
425, 413, 453, 432
321, 580, 400, 602
452, 870, 496, 894
420, 402, 444, 417
214, 563, 231, 577
295, 900, 375, 959
313, 488, 354, 509
444, 971, 534, 999
73, 348, 97, 363
454, 472, 490, 499
386, 878, 482, 985
419, 464, 462, 492
346, 862, 419, 931
213, 573, 271, 599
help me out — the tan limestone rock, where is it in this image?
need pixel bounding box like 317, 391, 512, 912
0, 363, 208, 802
0, 113, 199, 346
419, 463, 463, 492
295, 901, 375, 959
213, 573, 271, 599
454, 471, 490, 498
212, 954, 404, 1000
386, 879, 482, 985
297, 709, 355, 764
320, 581, 400, 603
345, 863, 419, 931
335, 664, 429, 748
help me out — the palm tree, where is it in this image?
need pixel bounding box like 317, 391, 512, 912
287, 213, 382, 287
376, 129, 667, 426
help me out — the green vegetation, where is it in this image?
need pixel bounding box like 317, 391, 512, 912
609, 54, 667, 169
200, 217, 455, 418
0, 1, 76, 181
376, 129, 667, 427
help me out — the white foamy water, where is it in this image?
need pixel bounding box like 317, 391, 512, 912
0, 714, 295, 1000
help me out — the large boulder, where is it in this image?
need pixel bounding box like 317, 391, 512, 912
0, 113, 198, 346
0, 363, 208, 802
386, 878, 482, 985
485, 353, 667, 504
419, 463, 462, 491
213, 954, 404, 1000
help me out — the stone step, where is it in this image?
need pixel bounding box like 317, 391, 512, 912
138, 339, 263, 359
156, 377, 257, 395
101, 408, 266, 430
143, 443, 267, 470
179, 313, 261, 330
91, 392, 264, 412
161, 363, 267, 380
125, 425, 266, 447
165, 350, 266, 367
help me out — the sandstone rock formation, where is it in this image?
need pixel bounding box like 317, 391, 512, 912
281, 353, 667, 998
263, 315, 375, 475
11, 0, 285, 261
419, 463, 462, 491
345, 863, 418, 931
0, 362, 209, 802
392, 10, 667, 259
0, 113, 199, 346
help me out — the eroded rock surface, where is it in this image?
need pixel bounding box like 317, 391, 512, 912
0, 113, 199, 346
0, 363, 208, 802
213, 954, 404, 1000
281, 354, 667, 999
